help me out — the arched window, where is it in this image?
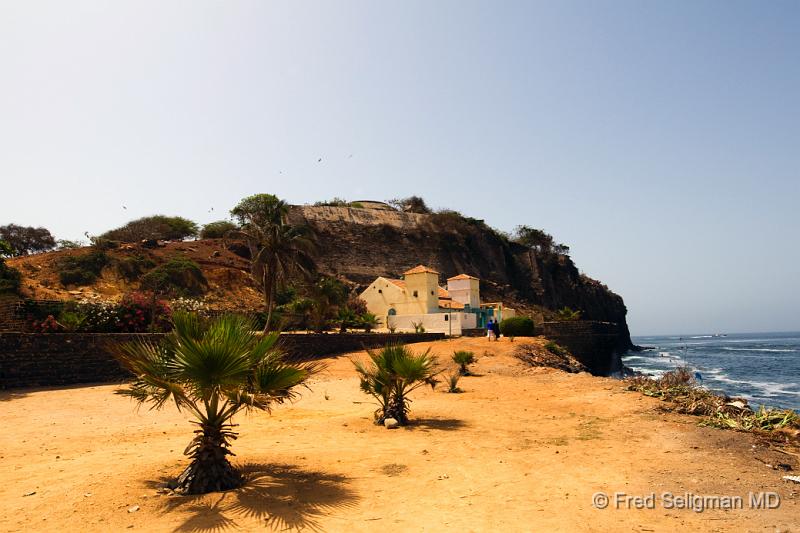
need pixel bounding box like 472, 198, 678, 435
388, 308, 397, 316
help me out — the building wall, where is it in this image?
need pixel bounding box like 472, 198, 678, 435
446, 278, 480, 308
396, 271, 439, 315
387, 312, 476, 335
360, 277, 406, 319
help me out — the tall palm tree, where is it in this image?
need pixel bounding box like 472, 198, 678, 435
353, 344, 440, 426
229, 196, 316, 332
114, 312, 320, 494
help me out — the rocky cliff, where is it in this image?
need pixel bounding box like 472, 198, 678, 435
290, 205, 634, 352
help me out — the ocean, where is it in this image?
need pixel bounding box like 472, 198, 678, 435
624, 332, 800, 412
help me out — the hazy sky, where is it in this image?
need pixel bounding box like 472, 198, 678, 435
1, 1, 798, 336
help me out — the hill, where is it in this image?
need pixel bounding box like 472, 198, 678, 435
6, 204, 633, 351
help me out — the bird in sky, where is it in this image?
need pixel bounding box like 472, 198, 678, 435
317, 158, 322, 162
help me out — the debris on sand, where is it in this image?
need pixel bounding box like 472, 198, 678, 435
514, 343, 587, 373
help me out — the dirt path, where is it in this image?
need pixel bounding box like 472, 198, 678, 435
0, 337, 797, 532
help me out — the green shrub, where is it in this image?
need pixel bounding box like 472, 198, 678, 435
452, 350, 476, 375
100, 215, 198, 242
57, 250, 110, 286
556, 306, 581, 321
115, 255, 156, 281
0, 262, 21, 294
544, 341, 568, 356
0, 240, 21, 294
139, 258, 208, 296
200, 220, 237, 239
499, 316, 535, 337
446, 371, 463, 393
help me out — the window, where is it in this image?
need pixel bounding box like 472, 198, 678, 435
430, 291, 434, 295
413, 290, 418, 297
444, 315, 449, 321
378, 289, 382, 293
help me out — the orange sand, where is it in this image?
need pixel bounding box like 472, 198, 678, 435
1, 337, 797, 532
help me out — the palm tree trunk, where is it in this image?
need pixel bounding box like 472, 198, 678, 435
174, 422, 241, 494
384, 393, 408, 426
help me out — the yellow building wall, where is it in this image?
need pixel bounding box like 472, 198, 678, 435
359, 277, 406, 319
395, 271, 439, 315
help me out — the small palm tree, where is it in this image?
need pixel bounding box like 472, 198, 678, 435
358, 312, 381, 333
114, 312, 319, 494
446, 371, 462, 393
452, 350, 476, 375
556, 306, 581, 321
353, 344, 440, 426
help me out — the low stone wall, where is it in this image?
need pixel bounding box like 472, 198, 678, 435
0, 332, 444, 389
541, 321, 621, 375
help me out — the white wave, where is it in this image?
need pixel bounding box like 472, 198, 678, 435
622, 355, 648, 362
721, 347, 796, 353
690, 335, 714, 339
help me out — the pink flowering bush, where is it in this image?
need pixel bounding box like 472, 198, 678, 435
115, 291, 172, 332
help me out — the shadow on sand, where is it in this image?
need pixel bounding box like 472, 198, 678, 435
405, 417, 467, 432
0, 389, 29, 402
150, 462, 358, 532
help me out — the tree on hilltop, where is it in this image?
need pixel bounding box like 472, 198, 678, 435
100, 215, 198, 242
0, 224, 56, 256
228, 194, 316, 331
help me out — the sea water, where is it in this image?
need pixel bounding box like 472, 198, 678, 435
624, 332, 800, 412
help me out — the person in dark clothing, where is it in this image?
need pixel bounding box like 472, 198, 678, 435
492, 319, 501, 340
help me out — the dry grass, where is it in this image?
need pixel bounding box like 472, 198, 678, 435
626, 368, 800, 446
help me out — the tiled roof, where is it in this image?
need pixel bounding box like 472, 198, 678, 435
403, 265, 440, 275
387, 279, 406, 289
438, 287, 450, 298
439, 299, 465, 310
447, 273, 479, 281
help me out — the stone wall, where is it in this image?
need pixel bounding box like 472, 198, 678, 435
0, 295, 24, 332
0, 332, 444, 389
541, 321, 621, 375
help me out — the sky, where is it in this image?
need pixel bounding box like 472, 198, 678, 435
1, 1, 798, 336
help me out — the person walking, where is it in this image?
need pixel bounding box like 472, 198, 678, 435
492, 318, 501, 341
486, 319, 495, 341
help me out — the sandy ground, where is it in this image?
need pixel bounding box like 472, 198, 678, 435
1, 337, 798, 532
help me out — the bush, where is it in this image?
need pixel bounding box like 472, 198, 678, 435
0, 261, 21, 294
0, 240, 21, 294
115, 254, 156, 281
499, 316, 535, 337
452, 350, 476, 375
56, 239, 84, 250
446, 371, 463, 393
387, 196, 431, 214
139, 258, 208, 297
200, 220, 237, 239
0, 224, 56, 255
100, 215, 199, 242
57, 250, 110, 286
116, 291, 172, 332
544, 341, 568, 357
555, 306, 581, 321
